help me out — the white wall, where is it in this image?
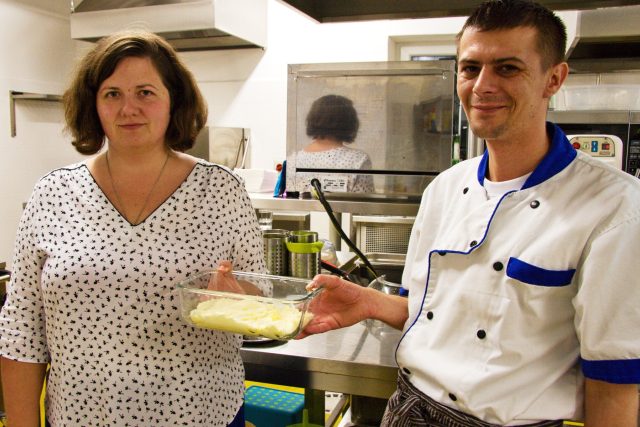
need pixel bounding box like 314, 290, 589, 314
0, 0, 86, 267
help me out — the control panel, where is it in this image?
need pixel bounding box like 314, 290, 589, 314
567, 134, 623, 170
627, 139, 640, 177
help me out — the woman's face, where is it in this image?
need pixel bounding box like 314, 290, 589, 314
96, 56, 171, 151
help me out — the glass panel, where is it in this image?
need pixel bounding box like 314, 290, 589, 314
286, 61, 455, 197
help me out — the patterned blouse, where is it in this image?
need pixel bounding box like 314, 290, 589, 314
0, 161, 265, 426
288, 146, 374, 193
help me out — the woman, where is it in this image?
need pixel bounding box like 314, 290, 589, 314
0, 30, 264, 426
288, 94, 374, 194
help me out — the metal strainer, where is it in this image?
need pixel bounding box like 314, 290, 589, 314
262, 229, 289, 275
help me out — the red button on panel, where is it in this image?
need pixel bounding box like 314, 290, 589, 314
602, 143, 610, 150
572, 142, 581, 149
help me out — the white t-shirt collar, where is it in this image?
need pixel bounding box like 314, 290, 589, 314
484, 172, 532, 199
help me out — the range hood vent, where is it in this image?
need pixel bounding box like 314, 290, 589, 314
70, 0, 266, 51
280, 0, 640, 23
567, 5, 640, 73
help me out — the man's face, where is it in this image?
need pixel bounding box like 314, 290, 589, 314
456, 26, 564, 143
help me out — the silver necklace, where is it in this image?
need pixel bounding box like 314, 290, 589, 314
105, 150, 170, 225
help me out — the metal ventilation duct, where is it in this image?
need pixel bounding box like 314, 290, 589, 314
567, 5, 640, 72
70, 0, 266, 51
279, 0, 640, 22
280, 0, 640, 73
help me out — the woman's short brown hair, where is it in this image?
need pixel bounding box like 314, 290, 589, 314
63, 30, 207, 154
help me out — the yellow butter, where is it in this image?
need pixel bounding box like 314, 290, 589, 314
190, 297, 312, 339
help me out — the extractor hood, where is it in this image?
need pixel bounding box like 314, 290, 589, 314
280, 0, 640, 73
566, 5, 640, 73
280, 0, 640, 22
70, 0, 266, 51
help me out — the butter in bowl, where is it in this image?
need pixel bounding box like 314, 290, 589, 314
176, 270, 321, 340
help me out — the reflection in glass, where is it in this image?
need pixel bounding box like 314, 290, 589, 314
286, 61, 456, 198
287, 94, 374, 193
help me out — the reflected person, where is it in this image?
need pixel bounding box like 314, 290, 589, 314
288, 94, 374, 193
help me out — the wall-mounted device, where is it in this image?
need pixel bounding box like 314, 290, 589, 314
567, 134, 623, 170
547, 110, 640, 177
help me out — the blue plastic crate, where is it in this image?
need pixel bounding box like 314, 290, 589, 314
245, 385, 304, 427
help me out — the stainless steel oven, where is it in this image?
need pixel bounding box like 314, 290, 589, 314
547, 110, 640, 177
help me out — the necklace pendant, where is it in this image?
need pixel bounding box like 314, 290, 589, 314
105, 151, 171, 225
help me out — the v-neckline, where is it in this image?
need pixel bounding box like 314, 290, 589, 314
83, 162, 201, 227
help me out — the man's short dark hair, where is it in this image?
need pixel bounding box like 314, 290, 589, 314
457, 0, 567, 70
306, 94, 359, 143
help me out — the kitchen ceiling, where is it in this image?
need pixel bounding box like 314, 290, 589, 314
280, 0, 640, 22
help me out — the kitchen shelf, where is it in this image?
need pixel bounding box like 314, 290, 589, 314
9, 90, 62, 137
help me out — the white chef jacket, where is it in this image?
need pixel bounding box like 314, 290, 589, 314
396, 123, 640, 425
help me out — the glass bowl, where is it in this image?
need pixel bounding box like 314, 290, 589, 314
176, 270, 321, 340
364, 275, 406, 339
367, 275, 405, 296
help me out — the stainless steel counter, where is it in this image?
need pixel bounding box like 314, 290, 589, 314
241, 321, 400, 398
249, 193, 419, 216
240, 321, 401, 424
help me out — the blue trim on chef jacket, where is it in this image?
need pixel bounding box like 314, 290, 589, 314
477, 122, 577, 188
506, 257, 575, 287
581, 358, 640, 384
397, 187, 517, 352
399, 123, 579, 358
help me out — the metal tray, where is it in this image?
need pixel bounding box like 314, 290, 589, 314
339, 252, 406, 285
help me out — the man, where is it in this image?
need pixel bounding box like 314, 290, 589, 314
300, 1, 640, 425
